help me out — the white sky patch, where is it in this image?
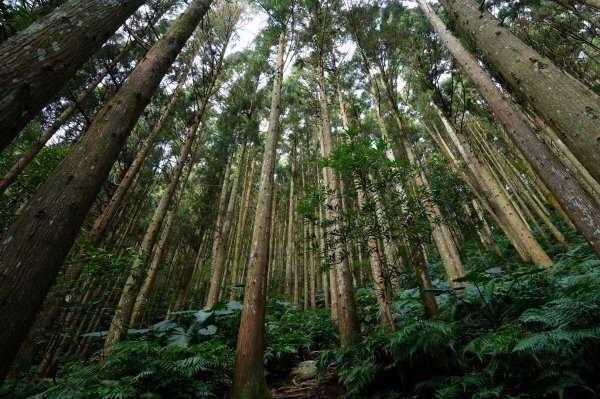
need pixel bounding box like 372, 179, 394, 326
226, 9, 269, 56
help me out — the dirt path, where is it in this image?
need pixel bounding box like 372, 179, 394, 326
271, 375, 345, 399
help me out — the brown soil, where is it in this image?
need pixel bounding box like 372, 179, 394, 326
271, 375, 345, 399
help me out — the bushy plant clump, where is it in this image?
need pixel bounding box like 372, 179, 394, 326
319, 242, 600, 398
0, 299, 339, 398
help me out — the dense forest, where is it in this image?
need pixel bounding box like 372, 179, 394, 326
1, 0, 600, 398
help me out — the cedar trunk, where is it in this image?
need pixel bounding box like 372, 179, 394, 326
0, 0, 146, 147
231, 30, 285, 399
0, 0, 213, 381
438, 0, 600, 183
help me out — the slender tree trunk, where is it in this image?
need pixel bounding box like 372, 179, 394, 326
316, 208, 330, 308
437, 0, 600, 183
293, 236, 300, 306
0, 0, 213, 381
212, 154, 234, 273
130, 151, 197, 325
284, 145, 296, 298
317, 54, 360, 347
231, 29, 285, 399
230, 148, 256, 300
310, 223, 317, 309
207, 142, 247, 307
90, 61, 192, 243
418, 0, 600, 258
267, 186, 278, 292
0, 0, 150, 146
303, 221, 309, 310
105, 94, 214, 347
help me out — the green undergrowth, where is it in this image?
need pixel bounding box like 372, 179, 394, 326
3, 234, 600, 399
318, 240, 600, 398
1, 300, 338, 399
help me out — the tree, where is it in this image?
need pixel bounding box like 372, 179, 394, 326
231, 23, 286, 399
0, 0, 148, 148
0, 0, 213, 381
437, 0, 600, 184
416, 0, 600, 259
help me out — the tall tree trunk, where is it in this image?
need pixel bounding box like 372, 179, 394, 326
418, 0, 600, 258
130, 151, 197, 325
90, 61, 193, 243
206, 142, 247, 307
317, 54, 360, 347
0, 0, 212, 381
0, 14, 165, 196
284, 144, 296, 298
303, 221, 309, 310
230, 147, 256, 300
0, 0, 148, 147
231, 29, 284, 399
437, 0, 600, 183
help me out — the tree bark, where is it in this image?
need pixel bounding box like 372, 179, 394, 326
231, 29, 285, 399
0, 0, 147, 147
438, 0, 600, 183
0, 0, 212, 382
418, 0, 600, 259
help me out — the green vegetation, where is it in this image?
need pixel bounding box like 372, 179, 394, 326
3, 235, 600, 398
319, 240, 600, 398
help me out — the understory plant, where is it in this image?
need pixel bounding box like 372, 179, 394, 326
319, 241, 600, 398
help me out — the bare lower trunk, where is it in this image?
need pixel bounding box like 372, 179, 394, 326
284, 146, 296, 298
207, 143, 247, 307
231, 30, 285, 399
130, 150, 197, 325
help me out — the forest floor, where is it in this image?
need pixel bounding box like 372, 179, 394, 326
269, 357, 345, 398
271, 374, 345, 399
